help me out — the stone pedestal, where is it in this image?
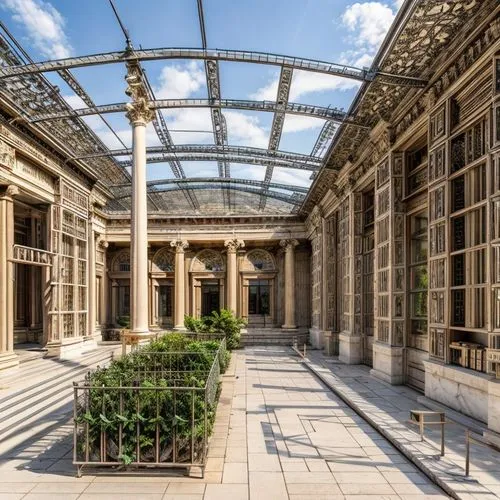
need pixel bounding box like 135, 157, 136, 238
370, 343, 404, 384
0, 186, 19, 371
280, 239, 298, 330
309, 327, 325, 349
171, 240, 189, 330
339, 332, 361, 364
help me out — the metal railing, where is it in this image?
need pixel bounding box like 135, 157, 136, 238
465, 430, 500, 477
73, 339, 226, 477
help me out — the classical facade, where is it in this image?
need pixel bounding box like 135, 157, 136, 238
0, 0, 499, 435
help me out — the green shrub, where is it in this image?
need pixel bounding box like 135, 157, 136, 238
184, 309, 246, 349
75, 333, 228, 465
116, 316, 130, 328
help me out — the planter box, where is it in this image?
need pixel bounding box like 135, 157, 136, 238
73, 339, 226, 477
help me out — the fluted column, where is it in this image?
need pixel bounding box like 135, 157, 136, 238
0, 185, 19, 371
224, 239, 244, 313
125, 61, 154, 335
280, 239, 299, 330
171, 240, 189, 330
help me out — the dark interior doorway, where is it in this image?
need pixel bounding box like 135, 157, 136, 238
201, 280, 220, 316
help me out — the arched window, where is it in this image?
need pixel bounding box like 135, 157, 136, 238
152, 248, 175, 272
112, 250, 130, 272
191, 249, 225, 272
242, 249, 275, 271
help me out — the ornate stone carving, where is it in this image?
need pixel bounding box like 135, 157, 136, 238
0, 185, 19, 198
153, 247, 175, 272
125, 60, 154, 124
224, 239, 245, 253
279, 239, 299, 251
241, 249, 275, 272
170, 240, 189, 253
191, 249, 225, 272
0, 139, 15, 170
112, 250, 130, 272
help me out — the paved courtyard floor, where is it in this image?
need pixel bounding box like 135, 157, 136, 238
0, 346, 452, 499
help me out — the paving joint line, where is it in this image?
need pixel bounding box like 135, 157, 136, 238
298, 354, 462, 500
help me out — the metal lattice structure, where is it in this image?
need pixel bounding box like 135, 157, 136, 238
0, 1, 430, 216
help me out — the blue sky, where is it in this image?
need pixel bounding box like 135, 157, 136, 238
1, 0, 403, 187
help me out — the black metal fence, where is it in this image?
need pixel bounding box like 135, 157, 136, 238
73, 339, 225, 477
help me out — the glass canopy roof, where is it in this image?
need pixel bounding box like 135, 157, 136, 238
0, 0, 413, 216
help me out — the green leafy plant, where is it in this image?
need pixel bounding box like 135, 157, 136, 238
116, 316, 130, 328
74, 333, 227, 467
184, 309, 246, 349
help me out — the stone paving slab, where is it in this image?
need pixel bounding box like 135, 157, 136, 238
302, 350, 500, 500
0, 346, 454, 499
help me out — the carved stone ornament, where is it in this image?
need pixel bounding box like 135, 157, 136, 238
0, 184, 19, 198
0, 139, 15, 170
241, 249, 275, 272
279, 239, 299, 251
125, 60, 154, 124
191, 249, 225, 272
224, 238, 245, 253
153, 247, 176, 271
170, 239, 189, 253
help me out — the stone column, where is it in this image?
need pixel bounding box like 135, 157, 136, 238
171, 240, 189, 330
99, 240, 109, 326
87, 225, 97, 338
280, 239, 299, 330
125, 61, 154, 336
0, 185, 19, 371
224, 239, 245, 314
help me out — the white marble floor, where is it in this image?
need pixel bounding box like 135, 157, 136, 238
0, 346, 451, 499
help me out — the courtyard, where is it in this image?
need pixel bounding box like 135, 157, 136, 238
1, 345, 500, 499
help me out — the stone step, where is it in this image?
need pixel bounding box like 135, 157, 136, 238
241, 328, 309, 346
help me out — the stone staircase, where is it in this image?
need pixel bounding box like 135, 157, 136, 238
0, 345, 119, 458
241, 327, 309, 346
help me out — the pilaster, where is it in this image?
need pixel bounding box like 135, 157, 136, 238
171, 240, 189, 330
0, 185, 19, 371
224, 238, 244, 314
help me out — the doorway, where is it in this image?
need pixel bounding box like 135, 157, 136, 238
201, 281, 220, 316
248, 279, 271, 327
158, 284, 173, 325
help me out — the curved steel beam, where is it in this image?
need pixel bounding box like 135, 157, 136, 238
112, 177, 308, 193
0, 47, 369, 81
115, 183, 304, 205
29, 98, 355, 125
73, 143, 322, 164
120, 153, 319, 171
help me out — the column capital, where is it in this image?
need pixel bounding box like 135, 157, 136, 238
0, 184, 19, 199
170, 239, 189, 253
125, 61, 154, 125
224, 238, 245, 253
97, 238, 109, 249
279, 239, 299, 251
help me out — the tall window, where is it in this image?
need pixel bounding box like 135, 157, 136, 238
408, 212, 428, 350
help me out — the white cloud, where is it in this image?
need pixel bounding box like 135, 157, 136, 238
154, 61, 205, 100
342, 2, 395, 48
393, 0, 405, 9
3, 0, 72, 59
224, 111, 269, 149
272, 167, 312, 188
252, 70, 360, 102
282, 115, 325, 134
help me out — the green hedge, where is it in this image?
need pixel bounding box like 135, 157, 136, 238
74, 333, 228, 466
